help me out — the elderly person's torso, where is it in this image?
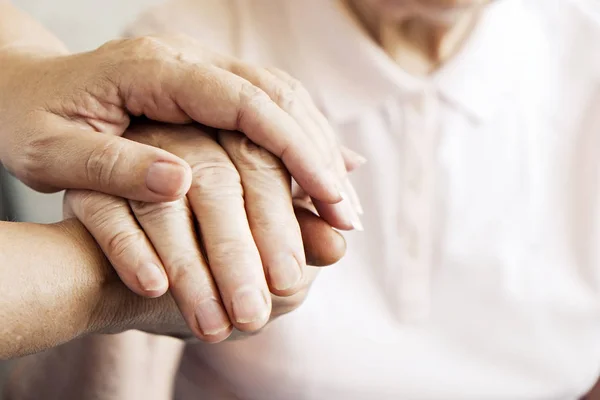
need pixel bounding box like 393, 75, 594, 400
132, 0, 600, 398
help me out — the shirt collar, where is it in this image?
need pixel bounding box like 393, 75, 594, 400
288, 0, 534, 124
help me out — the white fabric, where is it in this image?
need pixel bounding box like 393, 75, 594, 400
130, 1, 600, 398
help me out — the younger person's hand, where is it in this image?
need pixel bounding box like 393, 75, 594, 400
0, 32, 362, 230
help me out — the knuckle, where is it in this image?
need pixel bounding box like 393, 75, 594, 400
237, 84, 271, 128
68, 189, 101, 212
285, 76, 307, 96
189, 159, 243, 198
129, 36, 166, 54
252, 215, 289, 236
266, 67, 310, 98
209, 238, 246, 256
272, 86, 298, 112
226, 135, 283, 171
62, 190, 83, 216
106, 36, 174, 73
107, 229, 146, 260
85, 140, 126, 190
80, 194, 127, 230
66, 189, 129, 238
207, 239, 258, 266
130, 199, 192, 225
166, 252, 205, 276
98, 36, 168, 64
240, 83, 269, 104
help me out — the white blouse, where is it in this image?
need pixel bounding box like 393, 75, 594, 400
130, 0, 600, 398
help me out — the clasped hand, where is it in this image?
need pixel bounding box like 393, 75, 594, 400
1, 32, 364, 342
64, 122, 362, 342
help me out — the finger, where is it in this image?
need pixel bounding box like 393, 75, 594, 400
295, 204, 347, 267
226, 200, 347, 340
129, 198, 232, 342
62, 191, 76, 220
340, 146, 366, 215
116, 47, 341, 204
65, 189, 169, 298
341, 146, 367, 173
27, 115, 192, 202
238, 65, 364, 229
148, 126, 272, 333
219, 130, 305, 297
269, 67, 367, 221
231, 63, 335, 169
269, 203, 347, 320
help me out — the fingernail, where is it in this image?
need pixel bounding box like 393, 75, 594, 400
196, 299, 231, 336
353, 154, 368, 166
232, 289, 269, 324
344, 178, 364, 215
327, 171, 344, 202
269, 255, 302, 291
136, 263, 168, 292
341, 191, 364, 231
343, 148, 368, 167
146, 161, 188, 197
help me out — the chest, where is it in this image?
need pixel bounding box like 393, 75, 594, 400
341, 91, 600, 305
182, 93, 600, 400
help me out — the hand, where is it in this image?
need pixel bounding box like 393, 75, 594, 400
0, 34, 362, 229
64, 123, 352, 342
128, 203, 344, 342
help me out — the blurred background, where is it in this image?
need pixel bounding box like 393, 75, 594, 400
0, 0, 163, 394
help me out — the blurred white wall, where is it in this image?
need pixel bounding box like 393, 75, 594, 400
4, 0, 163, 223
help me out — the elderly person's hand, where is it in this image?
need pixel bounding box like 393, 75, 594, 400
117, 206, 342, 342
0, 4, 362, 230
63, 122, 358, 342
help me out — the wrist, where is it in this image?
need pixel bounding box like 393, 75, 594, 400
0, 36, 68, 88
56, 219, 187, 338
52, 219, 122, 335
0, 46, 66, 88
55, 219, 145, 335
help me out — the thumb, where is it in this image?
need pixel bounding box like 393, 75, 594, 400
295, 205, 346, 267
20, 128, 192, 202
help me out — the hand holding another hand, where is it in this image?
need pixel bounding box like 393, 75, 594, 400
0, 33, 362, 230
64, 122, 360, 342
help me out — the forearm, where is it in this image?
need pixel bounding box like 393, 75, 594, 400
0, 219, 176, 359
0, 3, 70, 157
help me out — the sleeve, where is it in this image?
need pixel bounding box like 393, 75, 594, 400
123, 0, 239, 56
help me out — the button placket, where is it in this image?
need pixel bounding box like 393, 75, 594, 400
395, 88, 438, 319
